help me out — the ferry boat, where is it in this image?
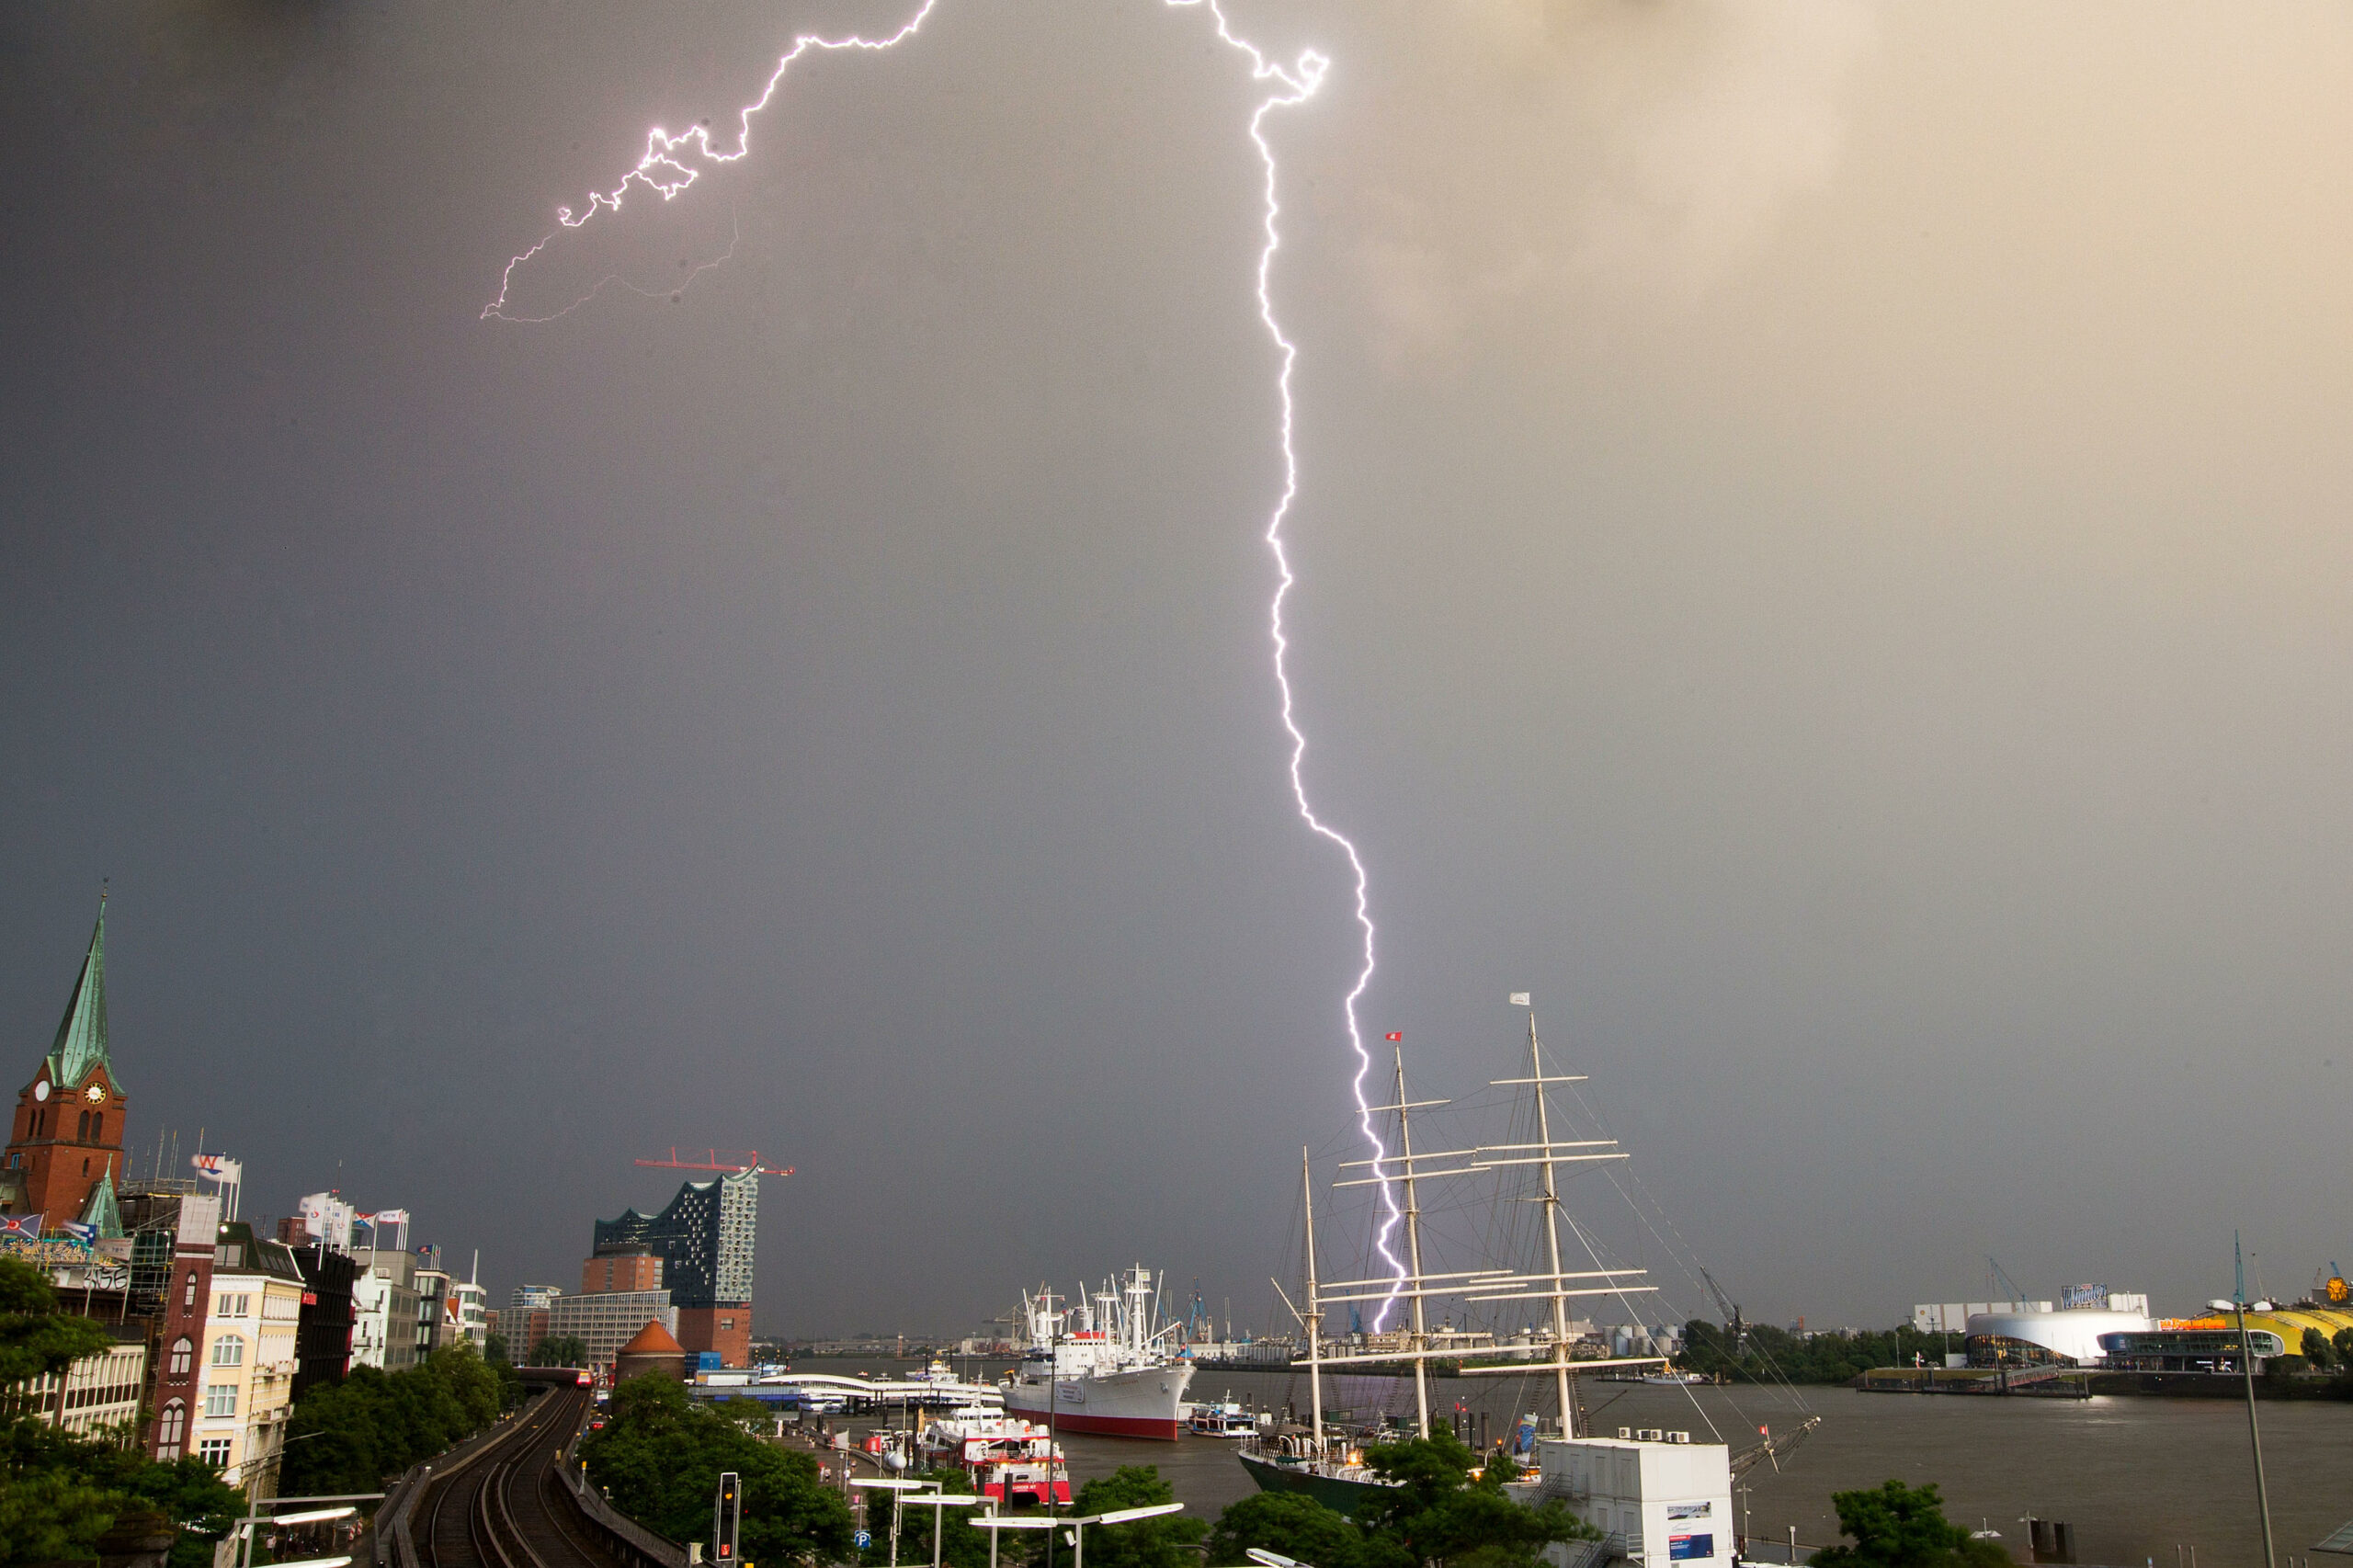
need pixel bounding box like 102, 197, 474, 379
1001, 1267, 1195, 1440
920, 1409, 1072, 1506
1183, 1395, 1263, 1437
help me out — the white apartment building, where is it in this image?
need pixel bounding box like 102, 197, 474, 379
197, 1225, 305, 1496
545, 1289, 676, 1371
452, 1277, 489, 1350
10, 1337, 149, 1441
352, 1247, 421, 1372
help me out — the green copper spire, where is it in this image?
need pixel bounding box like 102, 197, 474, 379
45, 898, 113, 1094
77, 1164, 123, 1241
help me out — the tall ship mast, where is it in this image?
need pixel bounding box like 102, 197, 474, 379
1239, 1013, 1672, 1506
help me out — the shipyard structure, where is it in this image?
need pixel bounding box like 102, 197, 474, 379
592, 1166, 759, 1369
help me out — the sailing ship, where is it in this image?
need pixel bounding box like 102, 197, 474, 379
1001, 1266, 1195, 1439
1237, 1013, 1673, 1510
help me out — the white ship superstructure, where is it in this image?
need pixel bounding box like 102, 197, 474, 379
1001, 1267, 1195, 1440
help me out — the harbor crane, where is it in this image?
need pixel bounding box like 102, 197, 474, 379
1699, 1267, 1745, 1355
634, 1148, 795, 1176
1986, 1256, 2028, 1304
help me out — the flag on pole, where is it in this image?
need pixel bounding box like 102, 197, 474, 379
1384, 1031, 1402, 1041
1508, 993, 1530, 1006
0, 1214, 41, 1240
61, 1221, 97, 1245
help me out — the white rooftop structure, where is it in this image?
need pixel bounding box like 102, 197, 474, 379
1527, 1432, 1732, 1567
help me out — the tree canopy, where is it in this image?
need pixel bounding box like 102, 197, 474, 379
1208, 1435, 1596, 1568
280, 1341, 517, 1495
1811, 1481, 2009, 1568
584, 1372, 855, 1565
0, 1256, 245, 1568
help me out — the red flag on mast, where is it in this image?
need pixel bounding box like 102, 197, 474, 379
1384, 1031, 1402, 1040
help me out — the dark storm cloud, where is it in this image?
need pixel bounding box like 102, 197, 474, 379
6, 1, 2352, 1336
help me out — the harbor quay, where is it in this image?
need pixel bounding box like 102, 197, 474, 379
755, 1357, 2351, 1568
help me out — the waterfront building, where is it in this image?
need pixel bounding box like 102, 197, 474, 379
613, 1318, 690, 1383
1966, 1302, 2155, 1367
198, 1222, 305, 1496
1526, 1432, 1733, 1567
3, 902, 128, 1226
593, 1167, 757, 1367
8, 1334, 149, 1440
508, 1283, 560, 1358
416, 1261, 453, 1354
545, 1287, 676, 1371
145, 1190, 222, 1462
452, 1270, 490, 1350
583, 1251, 663, 1295
289, 1242, 358, 1401
351, 1245, 422, 1372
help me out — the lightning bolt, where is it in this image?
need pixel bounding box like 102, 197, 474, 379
482, 0, 1409, 1325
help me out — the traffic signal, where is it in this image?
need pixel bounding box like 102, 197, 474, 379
714, 1471, 741, 1563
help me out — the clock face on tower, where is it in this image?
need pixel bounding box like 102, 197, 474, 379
85, 1084, 105, 1104
32, 1082, 48, 1102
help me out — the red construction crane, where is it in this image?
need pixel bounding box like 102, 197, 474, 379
633, 1148, 794, 1176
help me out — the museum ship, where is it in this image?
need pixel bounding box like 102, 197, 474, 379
1000, 1267, 1195, 1440
1237, 1017, 1671, 1508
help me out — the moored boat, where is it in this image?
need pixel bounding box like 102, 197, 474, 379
1000, 1267, 1195, 1440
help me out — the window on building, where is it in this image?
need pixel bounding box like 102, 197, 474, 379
156, 1401, 185, 1458
211, 1335, 244, 1368
90, 1113, 101, 1143
203, 1383, 236, 1418
168, 1337, 193, 1376
199, 1437, 233, 1467
77, 1110, 88, 1140
82, 1157, 89, 1176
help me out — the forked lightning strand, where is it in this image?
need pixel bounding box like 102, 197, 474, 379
483, 0, 1410, 1324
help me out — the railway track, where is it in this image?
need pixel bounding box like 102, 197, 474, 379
417, 1386, 624, 1568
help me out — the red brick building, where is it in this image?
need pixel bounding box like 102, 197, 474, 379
2, 902, 126, 1229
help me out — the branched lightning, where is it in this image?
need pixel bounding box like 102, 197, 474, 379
483, 0, 1408, 1325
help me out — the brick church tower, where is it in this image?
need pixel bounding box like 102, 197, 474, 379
1, 899, 127, 1229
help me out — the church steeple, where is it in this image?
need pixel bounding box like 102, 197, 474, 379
45, 895, 114, 1094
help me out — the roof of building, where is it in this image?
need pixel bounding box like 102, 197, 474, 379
42, 901, 115, 1095
77, 1167, 123, 1240
617, 1319, 686, 1357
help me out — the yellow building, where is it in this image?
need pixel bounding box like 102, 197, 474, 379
195, 1223, 306, 1496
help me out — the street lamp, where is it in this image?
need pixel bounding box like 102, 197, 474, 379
973, 1501, 1188, 1568
851, 1477, 938, 1568
2210, 1296, 2276, 1568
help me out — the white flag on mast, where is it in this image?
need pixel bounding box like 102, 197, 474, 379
1508, 992, 1530, 1006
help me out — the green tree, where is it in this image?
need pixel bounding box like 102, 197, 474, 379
281, 1342, 513, 1494
1354, 1435, 1596, 1568
584, 1373, 854, 1565
2302, 1329, 2335, 1370
1811, 1482, 2008, 1568
1207, 1492, 1366, 1568
0, 1256, 111, 1393
0, 1257, 245, 1568
483, 1331, 511, 1366
1072, 1466, 1208, 1568
532, 1335, 590, 1369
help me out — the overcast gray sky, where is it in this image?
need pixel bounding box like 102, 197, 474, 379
6, 1, 2353, 1336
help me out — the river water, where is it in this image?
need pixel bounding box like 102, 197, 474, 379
822, 1360, 2353, 1568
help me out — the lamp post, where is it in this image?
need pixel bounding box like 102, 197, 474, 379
974, 1502, 1187, 1568
230, 1494, 377, 1568
2209, 1293, 2276, 1568
850, 1477, 938, 1568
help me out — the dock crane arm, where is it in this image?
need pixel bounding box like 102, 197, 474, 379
1699, 1267, 1745, 1355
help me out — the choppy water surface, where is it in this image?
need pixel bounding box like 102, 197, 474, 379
841, 1362, 2351, 1568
